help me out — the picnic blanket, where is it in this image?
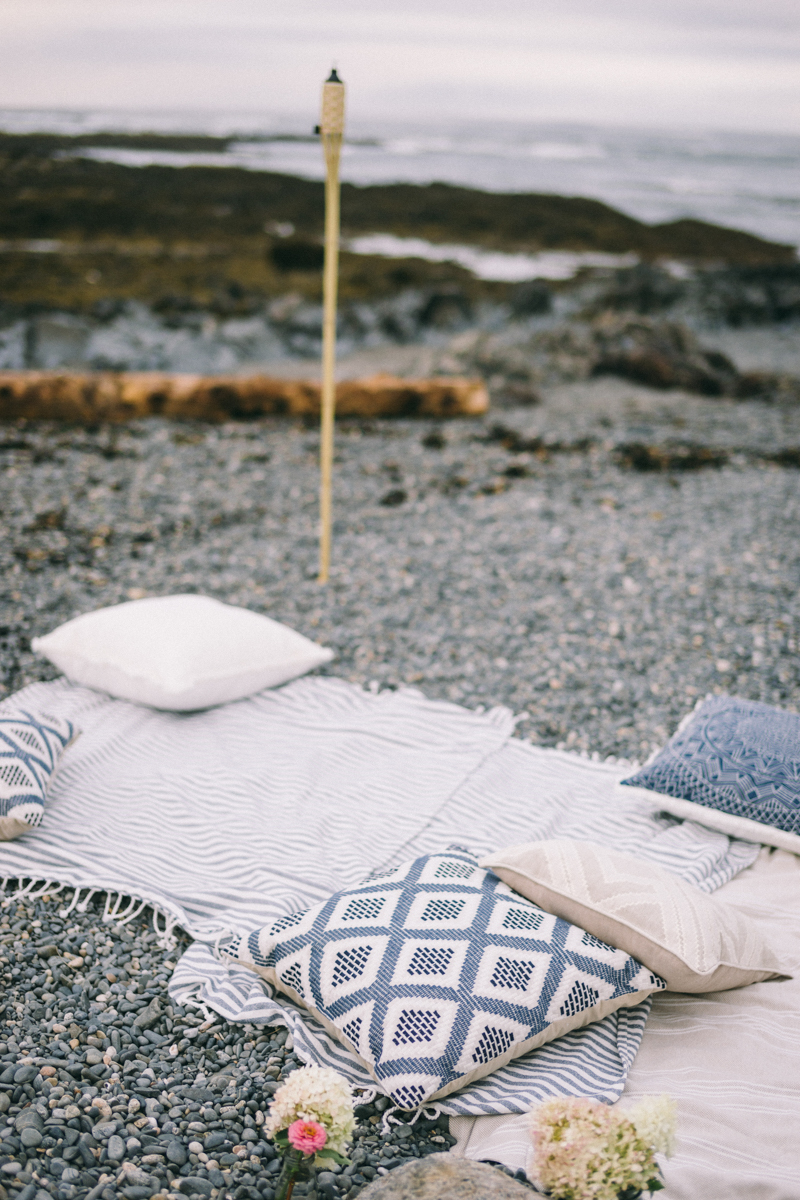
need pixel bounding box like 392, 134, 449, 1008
0, 676, 758, 1115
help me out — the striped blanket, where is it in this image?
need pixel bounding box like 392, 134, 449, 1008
0, 676, 757, 1116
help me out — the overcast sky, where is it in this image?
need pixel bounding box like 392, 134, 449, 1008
0, 0, 798, 133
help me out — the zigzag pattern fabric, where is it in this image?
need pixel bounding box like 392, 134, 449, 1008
0, 676, 757, 1115
623, 695, 800, 834
227, 850, 664, 1109
0, 703, 75, 825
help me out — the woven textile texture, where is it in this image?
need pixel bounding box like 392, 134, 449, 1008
0, 676, 757, 1115
0, 701, 75, 830
226, 849, 665, 1109
622, 695, 800, 836
481, 838, 789, 992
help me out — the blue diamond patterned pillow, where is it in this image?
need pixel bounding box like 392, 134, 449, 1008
225, 850, 664, 1109
0, 703, 77, 839
622, 696, 800, 853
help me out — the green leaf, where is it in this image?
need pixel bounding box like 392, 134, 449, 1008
314, 1150, 350, 1169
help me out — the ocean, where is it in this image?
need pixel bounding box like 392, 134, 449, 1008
1, 107, 798, 251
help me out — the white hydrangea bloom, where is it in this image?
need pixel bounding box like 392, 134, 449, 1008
265, 1065, 355, 1157
629, 1094, 677, 1157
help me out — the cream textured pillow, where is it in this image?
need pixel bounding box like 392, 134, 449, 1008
480, 839, 790, 993
32, 594, 334, 711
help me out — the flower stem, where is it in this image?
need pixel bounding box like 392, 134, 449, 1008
274, 1149, 304, 1200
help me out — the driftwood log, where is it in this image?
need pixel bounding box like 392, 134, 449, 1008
0, 371, 488, 423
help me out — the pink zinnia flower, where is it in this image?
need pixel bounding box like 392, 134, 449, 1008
287, 1119, 327, 1154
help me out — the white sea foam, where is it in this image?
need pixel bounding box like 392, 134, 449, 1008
2, 109, 798, 247
344, 234, 637, 282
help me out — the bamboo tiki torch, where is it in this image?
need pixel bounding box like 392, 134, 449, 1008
317, 68, 345, 584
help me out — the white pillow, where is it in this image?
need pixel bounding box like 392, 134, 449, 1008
32, 594, 334, 711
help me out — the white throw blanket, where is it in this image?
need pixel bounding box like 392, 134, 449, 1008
0, 676, 758, 1116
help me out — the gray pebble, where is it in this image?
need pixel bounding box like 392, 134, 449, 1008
178, 1177, 213, 1197
15, 1111, 44, 1133
167, 1140, 188, 1166
20, 1127, 43, 1148
106, 1134, 125, 1162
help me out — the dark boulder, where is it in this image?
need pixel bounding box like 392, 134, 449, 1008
591, 316, 739, 395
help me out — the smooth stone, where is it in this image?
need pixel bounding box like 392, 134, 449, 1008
13, 1066, 37, 1085
167, 1141, 188, 1166
92, 1122, 118, 1139
20, 1128, 43, 1149
356, 1156, 534, 1199
119, 1166, 152, 1186
106, 1135, 125, 1162
178, 1177, 213, 1197
0, 1164, 21, 1176
15, 1112, 44, 1133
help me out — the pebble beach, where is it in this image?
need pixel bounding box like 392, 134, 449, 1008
1, 363, 799, 1199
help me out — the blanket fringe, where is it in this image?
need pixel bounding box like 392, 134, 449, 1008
0, 876, 180, 947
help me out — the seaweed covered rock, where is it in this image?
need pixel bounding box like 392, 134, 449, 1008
699, 264, 800, 326
590, 316, 739, 395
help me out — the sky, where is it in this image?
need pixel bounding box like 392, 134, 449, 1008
0, 0, 798, 134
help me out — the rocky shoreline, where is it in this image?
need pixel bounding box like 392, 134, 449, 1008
1, 129, 799, 1200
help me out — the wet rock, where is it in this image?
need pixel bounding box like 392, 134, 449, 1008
699, 263, 800, 326
594, 263, 686, 315
591, 316, 739, 396
510, 280, 552, 317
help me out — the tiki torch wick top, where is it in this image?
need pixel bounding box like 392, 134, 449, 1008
320, 68, 345, 137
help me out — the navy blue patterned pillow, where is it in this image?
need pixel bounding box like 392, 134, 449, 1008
225, 850, 664, 1109
0, 703, 76, 839
622, 696, 800, 850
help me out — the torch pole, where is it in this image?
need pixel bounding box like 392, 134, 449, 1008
318, 69, 345, 584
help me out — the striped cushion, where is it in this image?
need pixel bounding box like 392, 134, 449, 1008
0, 702, 76, 839
226, 849, 665, 1110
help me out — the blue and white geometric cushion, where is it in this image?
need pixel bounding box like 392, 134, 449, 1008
225, 850, 664, 1110
0, 704, 76, 834
622, 695, 800, 835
